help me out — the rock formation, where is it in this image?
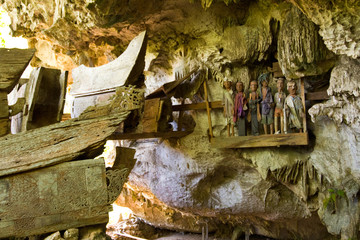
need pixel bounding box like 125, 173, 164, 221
1, 0, 360, 239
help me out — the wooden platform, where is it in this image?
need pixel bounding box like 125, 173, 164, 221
109, 130, 193, 140
210, 132, 308, 148
172, 101, 222, 111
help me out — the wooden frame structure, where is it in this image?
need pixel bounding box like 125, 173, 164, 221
108, 70, 318, 147
109, 69, 201, 141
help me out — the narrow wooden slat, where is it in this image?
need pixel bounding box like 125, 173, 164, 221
172, 101, 223, 111
203, 81, 213, 138
300, 79, 307, 133
57, 71, 68, 121
0, 91, 8, 118
178, 99, 185, 130
109, 130, 193, 140
210, 133, 308, 148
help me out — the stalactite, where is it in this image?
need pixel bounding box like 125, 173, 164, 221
270, 160, 325, 201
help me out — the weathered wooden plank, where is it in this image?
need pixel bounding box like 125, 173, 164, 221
0, 91, 8, 118
0, 118, 9, 136
172, 101, 223, 111
109, 130, 193, 140
0, 158, 110, 238
0, 111, 130, 177
210, 133, 308, 148
0, 48, 35, 93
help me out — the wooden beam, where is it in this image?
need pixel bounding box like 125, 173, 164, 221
108, 130, 193, 140
178, 99, 185, 130
172, 101, 223, 111
305, 91, 329, 100
210, 133, 308, 148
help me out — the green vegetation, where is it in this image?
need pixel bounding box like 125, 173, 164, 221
0, 8, 6, 47
323, 188, 346, 213
189, 0, 240, 9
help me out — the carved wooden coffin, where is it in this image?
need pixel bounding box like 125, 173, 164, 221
70, 31, 147, 118
0, 111, 130, 177
0, 158, 110, 238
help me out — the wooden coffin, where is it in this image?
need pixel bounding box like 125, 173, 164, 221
0, 48, 35, 93
70, 31, 147, 118
22, 67, 68, 131
0, 111, 129, 177
0, 158, 109, 238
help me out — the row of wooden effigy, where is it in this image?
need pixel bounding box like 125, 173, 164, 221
222, 73, 305, 137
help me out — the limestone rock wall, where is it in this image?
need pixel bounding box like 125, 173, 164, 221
2, 0, 360, 239
278, 6, 336, 79
289, 0, 360, 59
309, 56, 360, 184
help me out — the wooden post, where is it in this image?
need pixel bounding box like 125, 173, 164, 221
178, 98, 184, 131
300, 78, 307, 133
0, 91, 9, 137
203, 81, 213, 138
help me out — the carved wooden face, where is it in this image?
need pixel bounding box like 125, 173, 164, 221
277, 79, 284, 91
287, 81, 297, 95
250, 81, 258, 91
224, 80, 232, 90
236, 82, 244, 92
